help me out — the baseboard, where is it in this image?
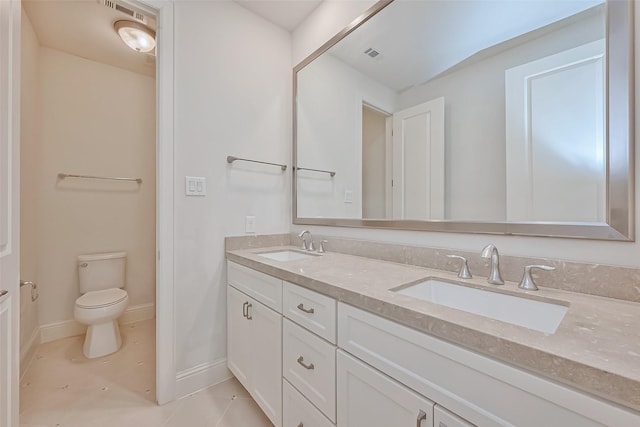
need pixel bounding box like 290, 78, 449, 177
120, 302, 155, 325
175, 358, 232, 399
40, 302, 156, 344
20, 327, 41, 379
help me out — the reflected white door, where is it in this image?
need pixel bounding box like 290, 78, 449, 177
0, 1, 21, 426
392, 97, 445, 220
505, 40, 605, 222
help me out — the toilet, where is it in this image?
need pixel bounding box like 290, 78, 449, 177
74, 252, 129, 359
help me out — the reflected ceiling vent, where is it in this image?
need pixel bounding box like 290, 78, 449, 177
364, 48, 381, 58
99, 0, 149, 25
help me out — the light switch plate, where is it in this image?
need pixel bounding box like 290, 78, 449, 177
344, 189, 354, 203
185, 176, 206, 196
245, 216, 256, 233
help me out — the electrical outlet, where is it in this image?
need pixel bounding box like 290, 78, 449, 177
245, 216, 256, 233
185, 176, 206, 196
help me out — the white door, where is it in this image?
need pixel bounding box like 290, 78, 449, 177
505, 40, 605, 222
250, 298, 282, 427
227, 286, 252, 388
337, 350, 434, 427
0, 1, 21, 426
392, 97, 445, 220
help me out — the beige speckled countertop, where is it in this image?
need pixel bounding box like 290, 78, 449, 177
227, 246, 640, 413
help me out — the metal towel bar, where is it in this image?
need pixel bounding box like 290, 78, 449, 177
226, 156, 287, 171
294, 166, 336, 177
58, 173, 142, 184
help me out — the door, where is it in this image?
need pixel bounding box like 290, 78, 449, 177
392, 97, 445, 220
0, 1, 20, 426
227, 285, 252, 388
505, 40, 605, 222
250, 297, 282, 427
337, 350, 434, 427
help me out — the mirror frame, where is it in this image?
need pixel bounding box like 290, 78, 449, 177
293, 0, 635, 241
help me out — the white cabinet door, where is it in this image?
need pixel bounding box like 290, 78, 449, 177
227, 285, 253, 387
250, 296, 282, 427
337, 350, 433, 427
227, 284, 282, 427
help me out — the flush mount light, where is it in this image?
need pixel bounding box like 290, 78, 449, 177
114, 20, 156, 53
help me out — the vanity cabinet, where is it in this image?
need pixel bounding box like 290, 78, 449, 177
337, 349, 435, 427
227, 263, 282, 427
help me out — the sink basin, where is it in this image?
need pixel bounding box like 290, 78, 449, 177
395, 278, 568, 333
258, 250, 316, 262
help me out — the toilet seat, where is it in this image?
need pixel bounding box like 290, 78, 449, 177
76, 288, 128, 309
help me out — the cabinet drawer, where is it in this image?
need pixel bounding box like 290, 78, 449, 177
283, 281, 336, 343
283, 379, 334, 427
337, 350, 434, 427
434, 405, 475, 427
283, 319, 336, 422
227, 261, 282, 312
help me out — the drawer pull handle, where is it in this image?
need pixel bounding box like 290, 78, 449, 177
0, 290, 8, 298
246, 303, 253, 320
242, 301, 248, 318
417, 410, 427, 427
297, 356, 314, 370
297, 303, 315, 314
297, 423, 303, 427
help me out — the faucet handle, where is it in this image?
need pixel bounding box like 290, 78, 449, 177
518, 265, 555, 291
446, 255, 472, 279
308, 240, 315, 252
317, 240, 328, 253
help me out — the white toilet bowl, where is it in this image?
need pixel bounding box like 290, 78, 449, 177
74, 288, 128, 358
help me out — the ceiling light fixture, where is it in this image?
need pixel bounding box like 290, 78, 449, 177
114, 20, 156, 53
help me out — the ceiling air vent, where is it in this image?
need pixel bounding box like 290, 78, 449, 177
364, 48, 380, 58
98, 0, 149, 25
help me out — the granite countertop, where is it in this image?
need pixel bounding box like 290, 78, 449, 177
226, 246, 640, 412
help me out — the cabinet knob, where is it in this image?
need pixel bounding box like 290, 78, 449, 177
297, 423, 303, 427
0, 289, 8, 298
297, 303, 315, 314
297, 356, 314, 370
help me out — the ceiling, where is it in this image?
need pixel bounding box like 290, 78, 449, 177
23, 0, 321, 78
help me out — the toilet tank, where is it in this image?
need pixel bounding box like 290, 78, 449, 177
78, 252, 127, 293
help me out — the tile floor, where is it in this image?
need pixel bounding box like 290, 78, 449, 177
20, 319, 272, 427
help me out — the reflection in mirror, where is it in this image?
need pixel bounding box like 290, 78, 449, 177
297, 0, 606, 221
294, 0, 632, 239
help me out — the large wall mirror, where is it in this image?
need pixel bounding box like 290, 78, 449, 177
293, 0, 634, 240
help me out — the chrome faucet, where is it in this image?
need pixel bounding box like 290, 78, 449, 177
481, 244, 504, 285
298, 230, 311, 250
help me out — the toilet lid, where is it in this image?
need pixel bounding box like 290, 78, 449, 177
76, 288, 128, 309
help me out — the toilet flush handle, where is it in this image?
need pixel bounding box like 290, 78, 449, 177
80, 262, 88, 268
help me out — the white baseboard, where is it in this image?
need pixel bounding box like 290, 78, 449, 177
40, 302, 156, 344
175, 358, 232, 399
20, 327, 41, 379
120, 302, 155, 325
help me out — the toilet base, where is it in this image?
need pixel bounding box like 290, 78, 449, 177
83, 320, 122, 359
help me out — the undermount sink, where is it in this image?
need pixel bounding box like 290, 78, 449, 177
395, 278, 568, 333
258, 250, 317, 262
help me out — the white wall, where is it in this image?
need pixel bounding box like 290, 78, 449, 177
173, 0, 291, 373
34, 47, 156, 327
19, 6, 41, 361
297, 53, 396, 218
291, 0, 640, 269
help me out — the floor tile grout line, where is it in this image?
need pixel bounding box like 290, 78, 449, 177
214, 399, 236, 427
